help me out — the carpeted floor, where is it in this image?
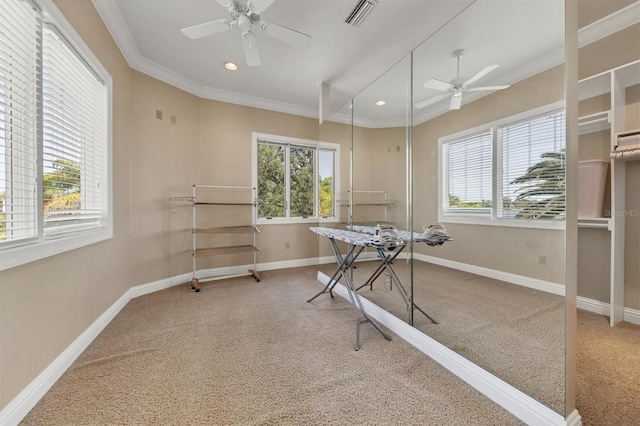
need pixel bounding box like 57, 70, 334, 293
19, 264, 640, 425
21, 266, 523, 425
576, 310, 640, 426
318, 259, 566, 413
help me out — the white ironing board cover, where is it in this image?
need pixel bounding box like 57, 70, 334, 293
347, 224, 451, 245
310, 227, 379, 246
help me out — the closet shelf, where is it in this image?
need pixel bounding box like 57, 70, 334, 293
578, 217, 611, 230
577, 59, 638, 326
578, 111, 610, 135
194, 245, 260, 257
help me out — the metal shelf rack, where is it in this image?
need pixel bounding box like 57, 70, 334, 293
170, 184, 261, 292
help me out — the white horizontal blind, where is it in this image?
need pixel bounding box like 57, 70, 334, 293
0, 0, 41, 244
443, 131, 493, 216
41, 26, 107, 237
499, 110, 565, 220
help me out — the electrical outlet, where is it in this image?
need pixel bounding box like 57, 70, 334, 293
171, 205, 176, 214
156, 109, 163, 120
538, 256, 546, 266
285, 242, 290, 249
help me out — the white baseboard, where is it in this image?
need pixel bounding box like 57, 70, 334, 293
566, 409, 583, 426
413, 253, 566, 296
577, 296, 640, 326
197, 256, 349, 281
0, 290, 132, 425
625, 307, 640, 325
316, 271, 566, 426
0, 272, 204, 424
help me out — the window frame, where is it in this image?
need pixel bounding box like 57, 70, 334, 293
0, 0, 113, 271
252, 132, 340, 225
438, 101, 565, 230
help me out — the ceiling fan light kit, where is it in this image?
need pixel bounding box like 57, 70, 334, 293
416, 49, 511, 110
180, 0, 311, 67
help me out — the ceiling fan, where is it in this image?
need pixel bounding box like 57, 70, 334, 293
180, 0, 311, 67
415, 49, 510, 110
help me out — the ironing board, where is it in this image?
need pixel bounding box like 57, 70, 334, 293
307, 227, 392, 350
308, 225, 451, 350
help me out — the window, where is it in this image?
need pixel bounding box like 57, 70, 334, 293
0, 0, 112, 271
253, 133, 339, 224
439, 103, 565, 228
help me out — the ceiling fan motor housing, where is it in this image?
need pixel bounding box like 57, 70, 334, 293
232, 2, 261, 28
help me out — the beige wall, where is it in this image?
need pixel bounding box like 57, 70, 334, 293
369, 127, 408, 228
578, 0, 637, 28
413, 66, 567, 284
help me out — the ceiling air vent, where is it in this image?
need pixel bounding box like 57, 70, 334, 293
345, 0, 378, 28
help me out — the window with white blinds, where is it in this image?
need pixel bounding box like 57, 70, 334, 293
498, 111, 566, 220
0, 0, 111, 270
442, 131, 493, 217
42, 26, 108, 237
439, 104, 565, 227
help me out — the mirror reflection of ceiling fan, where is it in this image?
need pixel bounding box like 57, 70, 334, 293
180, 0, 311, 67
416, 49, 510, 110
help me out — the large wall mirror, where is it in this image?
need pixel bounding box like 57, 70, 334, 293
318, 0, 567, 416
410, 0, 566, 414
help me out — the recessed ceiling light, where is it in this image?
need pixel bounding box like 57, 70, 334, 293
375, 100, 386, 106
224, 62, 238, 71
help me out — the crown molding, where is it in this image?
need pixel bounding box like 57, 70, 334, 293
91, 0, 140, 68
199, 86, 320, 120
93, 0, 639, 128
578, 1, 640, 47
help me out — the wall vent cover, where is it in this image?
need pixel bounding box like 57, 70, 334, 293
345, 0, 378, 28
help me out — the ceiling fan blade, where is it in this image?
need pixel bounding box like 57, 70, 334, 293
449, 94, 462, 110
466, 85, 511, 92
415, 93, 450, 109
248, 0, 276, 14
242, 32, 262, 66
462, 64, 499, 87
260, 22, 311, 47
424, 78, 453, 92
181, 19, 232, 39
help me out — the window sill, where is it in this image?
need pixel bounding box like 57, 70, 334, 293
0, 228, 113, 271
438, 216, 565, 230
257, 217, 340, 226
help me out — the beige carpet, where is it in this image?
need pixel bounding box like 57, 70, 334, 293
320, 259, 566, 414
576, 310, 640, 426
21, 266, 523, 425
